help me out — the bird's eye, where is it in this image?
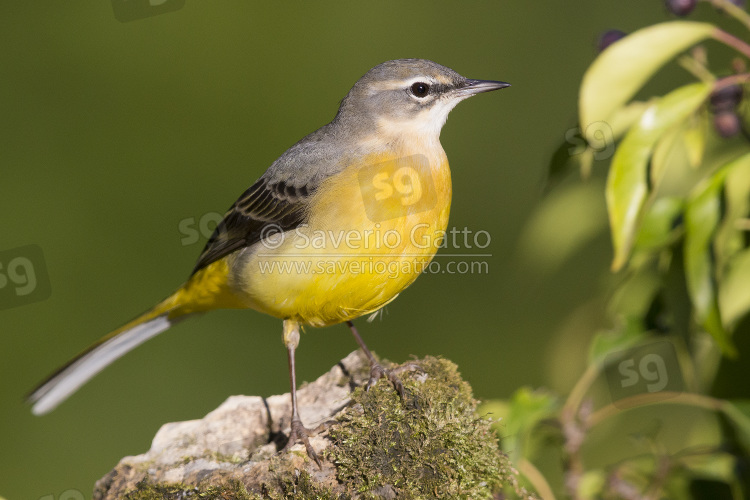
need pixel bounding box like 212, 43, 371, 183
410, 82, 430, 98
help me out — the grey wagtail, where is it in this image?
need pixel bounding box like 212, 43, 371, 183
28, 59, 509, 464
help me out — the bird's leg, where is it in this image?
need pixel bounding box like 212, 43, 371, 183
281, 319, 322, 468
346, 320, 418, 399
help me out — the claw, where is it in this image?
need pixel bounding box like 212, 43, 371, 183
346, 321, 424, 400
365, 361, 422, 399
282, 416, 325, 468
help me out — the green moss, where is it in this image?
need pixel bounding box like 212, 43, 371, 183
207, 450, 246, 465
265, 460, 340, 500
284, 470, 336, 499
263, 456, 340, 500
121, 470, 342, 500
123, 478, 260, 500
327, 356, 517, 499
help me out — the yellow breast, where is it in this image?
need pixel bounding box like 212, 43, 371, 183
233, 149, 452, 326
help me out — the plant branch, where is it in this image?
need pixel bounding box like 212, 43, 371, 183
713, 28, 750, 59
706, 0, 750, 31
588, 391, 724, 429
678, 54, 716, 83
714, 72, 750, 91
562, 363, 600, 417
518, 458, 557, 500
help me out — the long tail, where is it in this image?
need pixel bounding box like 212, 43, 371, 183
27, 292, 186, 415
27, 258, 244, 415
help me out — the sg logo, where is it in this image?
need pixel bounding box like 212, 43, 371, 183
111, 0, 186, 23
565, 121, 616, 161
38, 490, 84, 500
178, 211, 223, 246
604, 340, 684, 408
372, 167, 424, 206
0, 245, 51, 311
358, 154, 437, 222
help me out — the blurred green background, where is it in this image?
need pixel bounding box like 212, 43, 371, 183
2, 1, 746, 498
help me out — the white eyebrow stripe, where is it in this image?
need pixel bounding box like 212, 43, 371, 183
369, 76, 436, 92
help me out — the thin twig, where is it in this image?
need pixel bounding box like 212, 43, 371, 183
678, 54, 716, 83
713, 28, 750, 59
713, 72, 750, 91
705, 0, 750, 31
518, 458, 557, 500
561, 363, 600, 417
588, 391, 724, 429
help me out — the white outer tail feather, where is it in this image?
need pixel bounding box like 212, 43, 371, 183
29, 315, 173, 416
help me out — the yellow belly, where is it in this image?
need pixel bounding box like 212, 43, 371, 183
232, 151, 452, 327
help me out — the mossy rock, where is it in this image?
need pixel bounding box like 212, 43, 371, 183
328, 356, 517, 498
121, 478, 260, 499
96, 353, 530, 499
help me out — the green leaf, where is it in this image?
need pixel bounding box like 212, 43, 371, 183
723, 400, 750, 452
634, 196, 684, 252
607, 82, 711, 271
589, 324, 647, 365
609, 101, 651, 140
650, 126, 683, 190
546, 102, 650, 189
580, 21, 715, 134
578, 470, 606, 500
719, 248, 750, 327
715, 155, 750, 272
649, 113, 707, 189
583, 102, 650, 164
684, 165, 737, 357
579, 147, 595, 179
607, 262, 663, 320
683, 113, 707, 169
482, 388, 558, 462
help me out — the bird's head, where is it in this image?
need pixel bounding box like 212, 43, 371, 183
335, 59, 510, 144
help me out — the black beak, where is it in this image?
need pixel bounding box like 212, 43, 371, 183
458, 79, 511, 96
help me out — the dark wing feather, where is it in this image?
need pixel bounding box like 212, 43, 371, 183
191, 118, 353, 275
191, 177, 313, 275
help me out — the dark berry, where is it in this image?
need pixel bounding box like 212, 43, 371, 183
710, 84, 743, 112
665, 0, 697, 16
598, 30, 627, 52
714, 111, 742, 138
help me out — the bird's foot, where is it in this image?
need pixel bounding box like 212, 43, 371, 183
365, 360, 422, 399
282, 416, 330, 468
